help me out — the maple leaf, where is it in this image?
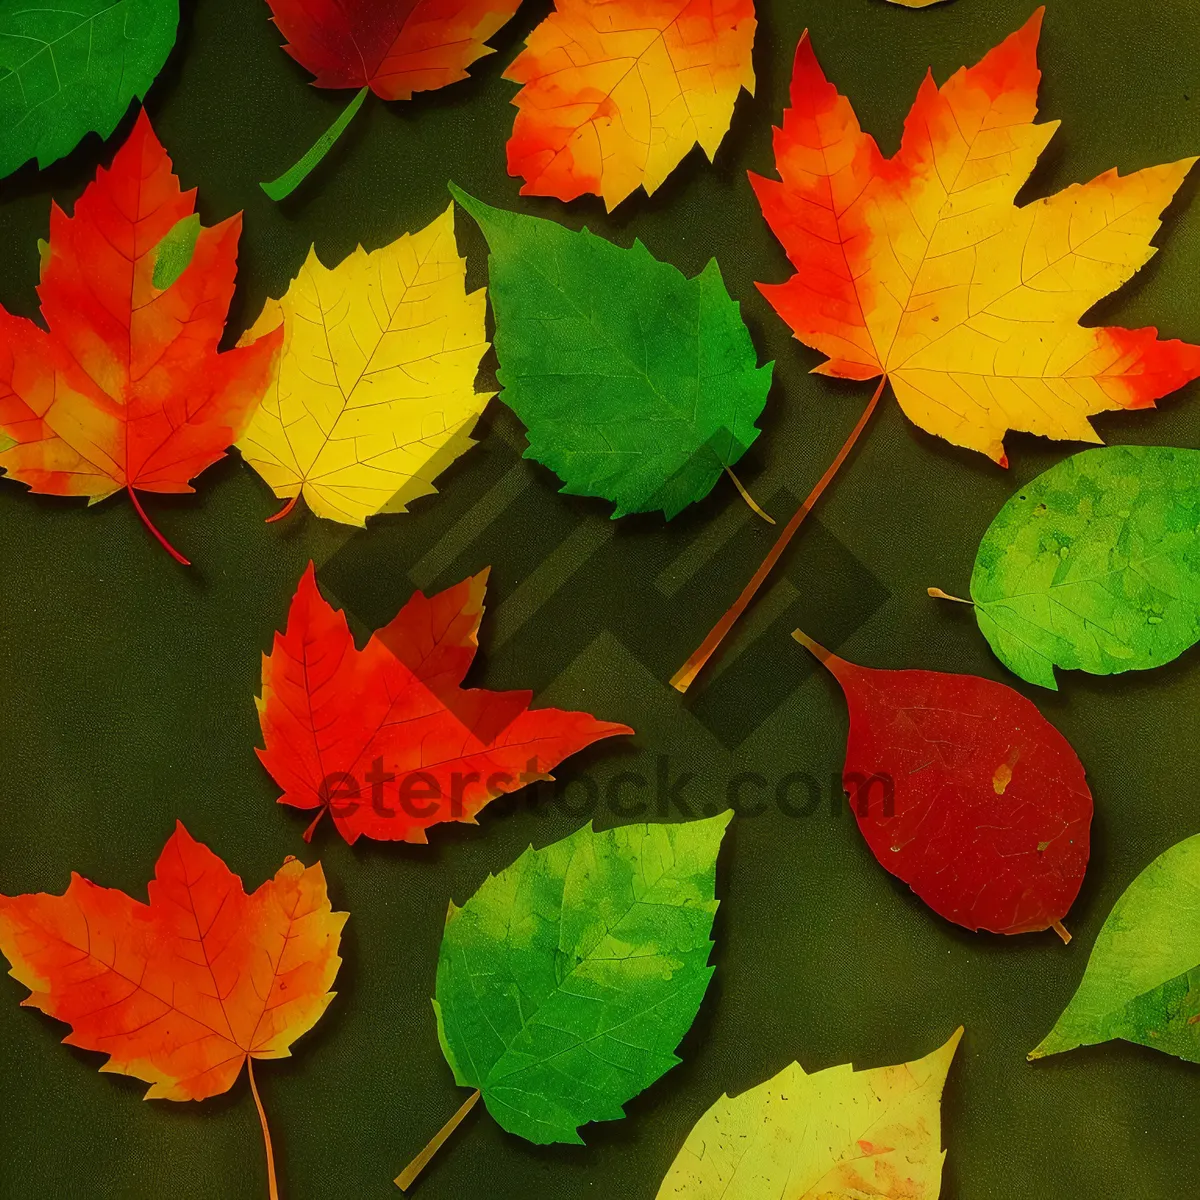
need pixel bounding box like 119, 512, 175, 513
753, 10, 1200, 464
450, 185, 774, 520
0, 823, 346, 1193
256, 563, 633, 845
504, 0, 757, 210
0, 0, 180, 180
237, 205, 493, 527
956, 445, 1200, 689
657, 1028, 962, 1199
397, 814, 729, 1188
260, 0, 522, 198
1031, 832, 1200, 1065
675, 10, 1200, 691
0, 110, 282, 565
793, 629, 1092, 938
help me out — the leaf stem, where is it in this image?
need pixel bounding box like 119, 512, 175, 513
261, 86, 370, 201
1051, 919, 1072, 945
247, 1059, 279, 1200
671, 375, 888, 693
266, 493, 300, 524
928, 587, 972, 605
395, 1089, 481, 1192
724, 466, 775, 524
126, 485, 190, 566
302, 807, 327, 843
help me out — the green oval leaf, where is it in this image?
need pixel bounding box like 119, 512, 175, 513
433, 813, 731, 1145
449, 184, 773, 520
151, 213, 200, 291
1031, 833, 1200, 1063
0, 0, 180, 180
969, 445, 1200, 689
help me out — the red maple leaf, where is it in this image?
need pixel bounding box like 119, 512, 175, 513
257, 563, 633, 844
0, 110, 281, 565
265, 0, 522, 100
794, 631, 1092, 939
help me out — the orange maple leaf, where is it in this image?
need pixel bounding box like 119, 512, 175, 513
674, 11, 1200, 692
751, 9, 1200, 464
0, 110, 282, 565
504, 0, 757, 210
257, 564, 632, 844
0, 824, 345, 1191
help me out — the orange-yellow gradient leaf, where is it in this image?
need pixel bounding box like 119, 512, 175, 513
0, 823, 345, 1102
751, 9, 1200, 464
505, 0, 757, 210
0, 110, 282, 563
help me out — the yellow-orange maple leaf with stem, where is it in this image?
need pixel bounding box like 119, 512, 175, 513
674, 9, 1200, 691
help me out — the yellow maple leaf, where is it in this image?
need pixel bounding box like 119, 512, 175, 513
753, 11, 1200, 464
237, 205, 492, 526
657, 1028, 962, 1199
504, 0, 758, 211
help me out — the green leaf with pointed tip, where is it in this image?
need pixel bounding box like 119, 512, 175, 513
0, 0, 179, 180
433, 813, 731, 1145
449, 184, 773, 520
152, 213, 200, 290
1031, 833, 1200, 1064
969, 446, 1200, 690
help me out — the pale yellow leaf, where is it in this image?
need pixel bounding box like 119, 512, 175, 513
237, 204, 493, 526
657, 1028, 963, 1199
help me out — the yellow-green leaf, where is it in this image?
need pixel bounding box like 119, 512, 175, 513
656, 1028, 963, 1198
237, 204, 493, 527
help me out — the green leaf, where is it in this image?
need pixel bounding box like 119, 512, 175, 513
969, 445, 1200, 690
449, 184, 773, 520
1030, 833, 1200, 1063
151, 213, 200, 291
0, 0, 180, 179
433, 813, 731, 1145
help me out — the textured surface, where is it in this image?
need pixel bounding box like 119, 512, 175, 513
971, 445, 1200, 689
453, 185, 773, 519
237, 205, 493, 526
657, 1028, 960, 1198
0, 0, 179, 177
435, 815, 727, 1143
1032, 833, 1200, 1064
3, 0, 1200, 1197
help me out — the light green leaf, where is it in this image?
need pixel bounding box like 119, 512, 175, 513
433, 813, 731, 1145
1030, 833, 1200, 1063
969, 445, 1200, 689
0, 0, 179, 179
449, 184, 773, 520
151, 213, 200, 291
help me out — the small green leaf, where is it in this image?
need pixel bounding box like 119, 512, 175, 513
0, 0, 180, 179
1031, 833, 1200, 1063
449, 184, 773, 520
969, 445, 1200, 690
151, 213, 201, 291
434, 813, 731, 1145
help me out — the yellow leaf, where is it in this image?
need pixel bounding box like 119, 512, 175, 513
237, 204, 493, 526
656, 1028, 963, 1199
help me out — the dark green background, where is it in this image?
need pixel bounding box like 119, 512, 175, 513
2, 0, 1199, 1195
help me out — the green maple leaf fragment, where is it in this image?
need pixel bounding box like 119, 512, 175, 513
433, 813, 731, 1145
0, 0, 179, 179
969, 446, 1200, 690
1031, 833, 1200, 1064
449, 184, 773, 520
